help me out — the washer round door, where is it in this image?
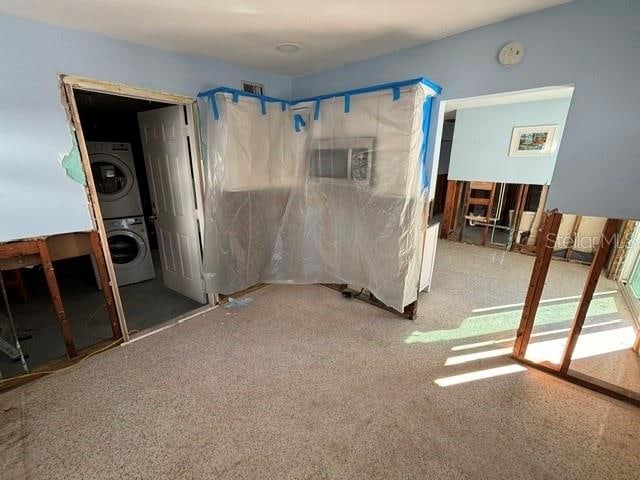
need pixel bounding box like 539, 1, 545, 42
90, 153, 134, 202
107, 230, 147, 270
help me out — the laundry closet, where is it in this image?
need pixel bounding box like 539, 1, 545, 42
0, 91, 208, 378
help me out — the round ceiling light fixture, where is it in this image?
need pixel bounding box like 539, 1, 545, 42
276, 43, 300, 53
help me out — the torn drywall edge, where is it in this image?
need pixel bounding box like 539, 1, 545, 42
59, 131, 86, 185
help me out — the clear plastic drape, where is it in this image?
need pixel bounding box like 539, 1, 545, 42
198, 84, 434, 311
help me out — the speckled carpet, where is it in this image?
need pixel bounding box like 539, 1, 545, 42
1, 241, 639, 479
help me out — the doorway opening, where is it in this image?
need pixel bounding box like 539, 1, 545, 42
69, 89, 209, 335
426, 86, 615, 268
69, 84, 211, 334
0, 79, 213, 384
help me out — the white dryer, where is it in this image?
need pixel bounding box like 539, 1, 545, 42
87, 142, 144, 219
98, 216, 155, 286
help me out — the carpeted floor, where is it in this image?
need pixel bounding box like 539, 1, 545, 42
1, 241, 639, 479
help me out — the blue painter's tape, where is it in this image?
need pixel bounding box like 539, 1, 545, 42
260, 98, 267, 115
198, 77, 443, 109
344, 94, 351, 113
290, 77, 442, 104
419, 96, 434, 190
392, 86, 400, 101
208, 95, 219, 120
198, 86, 286, 104
314, 100, 321, 120
294, 113, 306, 132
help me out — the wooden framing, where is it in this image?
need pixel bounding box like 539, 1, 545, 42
559, 218, 622, 372
445, 181, 533, 251
513, 210, 563, 358
0, 233, 93, 271
457, 182, 470, 242
440, 180, 460, 239
513, 212, 639, 406
36, 239, 77, 358
0, 239, 77, 358
0, 232, 129, 362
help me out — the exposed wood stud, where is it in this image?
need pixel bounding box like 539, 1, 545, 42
0, 242, 40, 260
36, 239, 77, 358
481, 183, 496, 246
441, 180, 459, 239
513, 210, 563, 358
559, 218, 623, 373
458, 182, 470, 242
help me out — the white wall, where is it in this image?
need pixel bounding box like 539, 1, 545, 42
0, 14, 291, 242
448, 97, 572, 184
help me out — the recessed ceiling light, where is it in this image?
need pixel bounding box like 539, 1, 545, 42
276, 43, 300, 53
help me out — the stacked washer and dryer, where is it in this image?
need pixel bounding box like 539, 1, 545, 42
88, 142, 155, 286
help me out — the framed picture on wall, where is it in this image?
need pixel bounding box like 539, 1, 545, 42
509, 125, 557, 157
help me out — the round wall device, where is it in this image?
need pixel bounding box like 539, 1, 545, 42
498, 41, 525, 67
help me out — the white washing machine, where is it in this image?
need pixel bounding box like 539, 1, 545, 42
87, 142, 144, 219
96, 216, 155, 286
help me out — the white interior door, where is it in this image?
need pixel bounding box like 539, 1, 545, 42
138, 105, 206, 303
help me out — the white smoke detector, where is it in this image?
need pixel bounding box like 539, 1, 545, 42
498, 41, 525, 67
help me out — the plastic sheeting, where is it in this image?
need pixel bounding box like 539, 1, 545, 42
198, 80, 439, 311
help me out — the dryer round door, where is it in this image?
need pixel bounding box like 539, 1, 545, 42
107, 230, 147, 270
90, 153, 134, 202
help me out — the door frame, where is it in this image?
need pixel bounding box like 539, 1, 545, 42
428, 85, 575, 206
619, 223, 640, 328
60, 74, 215, 341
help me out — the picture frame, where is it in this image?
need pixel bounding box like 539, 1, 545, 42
509, 125, 557, 157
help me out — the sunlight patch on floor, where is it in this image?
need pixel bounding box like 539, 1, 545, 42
405, 297, 617, 344
434, 364, 527, 387
450, 319, 622, 352
525, 325, 635, 364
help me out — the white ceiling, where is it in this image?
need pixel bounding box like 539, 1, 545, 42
0, 0, 572, 76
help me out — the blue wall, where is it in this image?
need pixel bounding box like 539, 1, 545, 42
448, 97, 573, 185
2, 0, 639, 243
0, 14, 291, 242
293, 0, 640, 220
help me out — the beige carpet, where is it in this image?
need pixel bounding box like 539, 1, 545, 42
1, 241, 639, 479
